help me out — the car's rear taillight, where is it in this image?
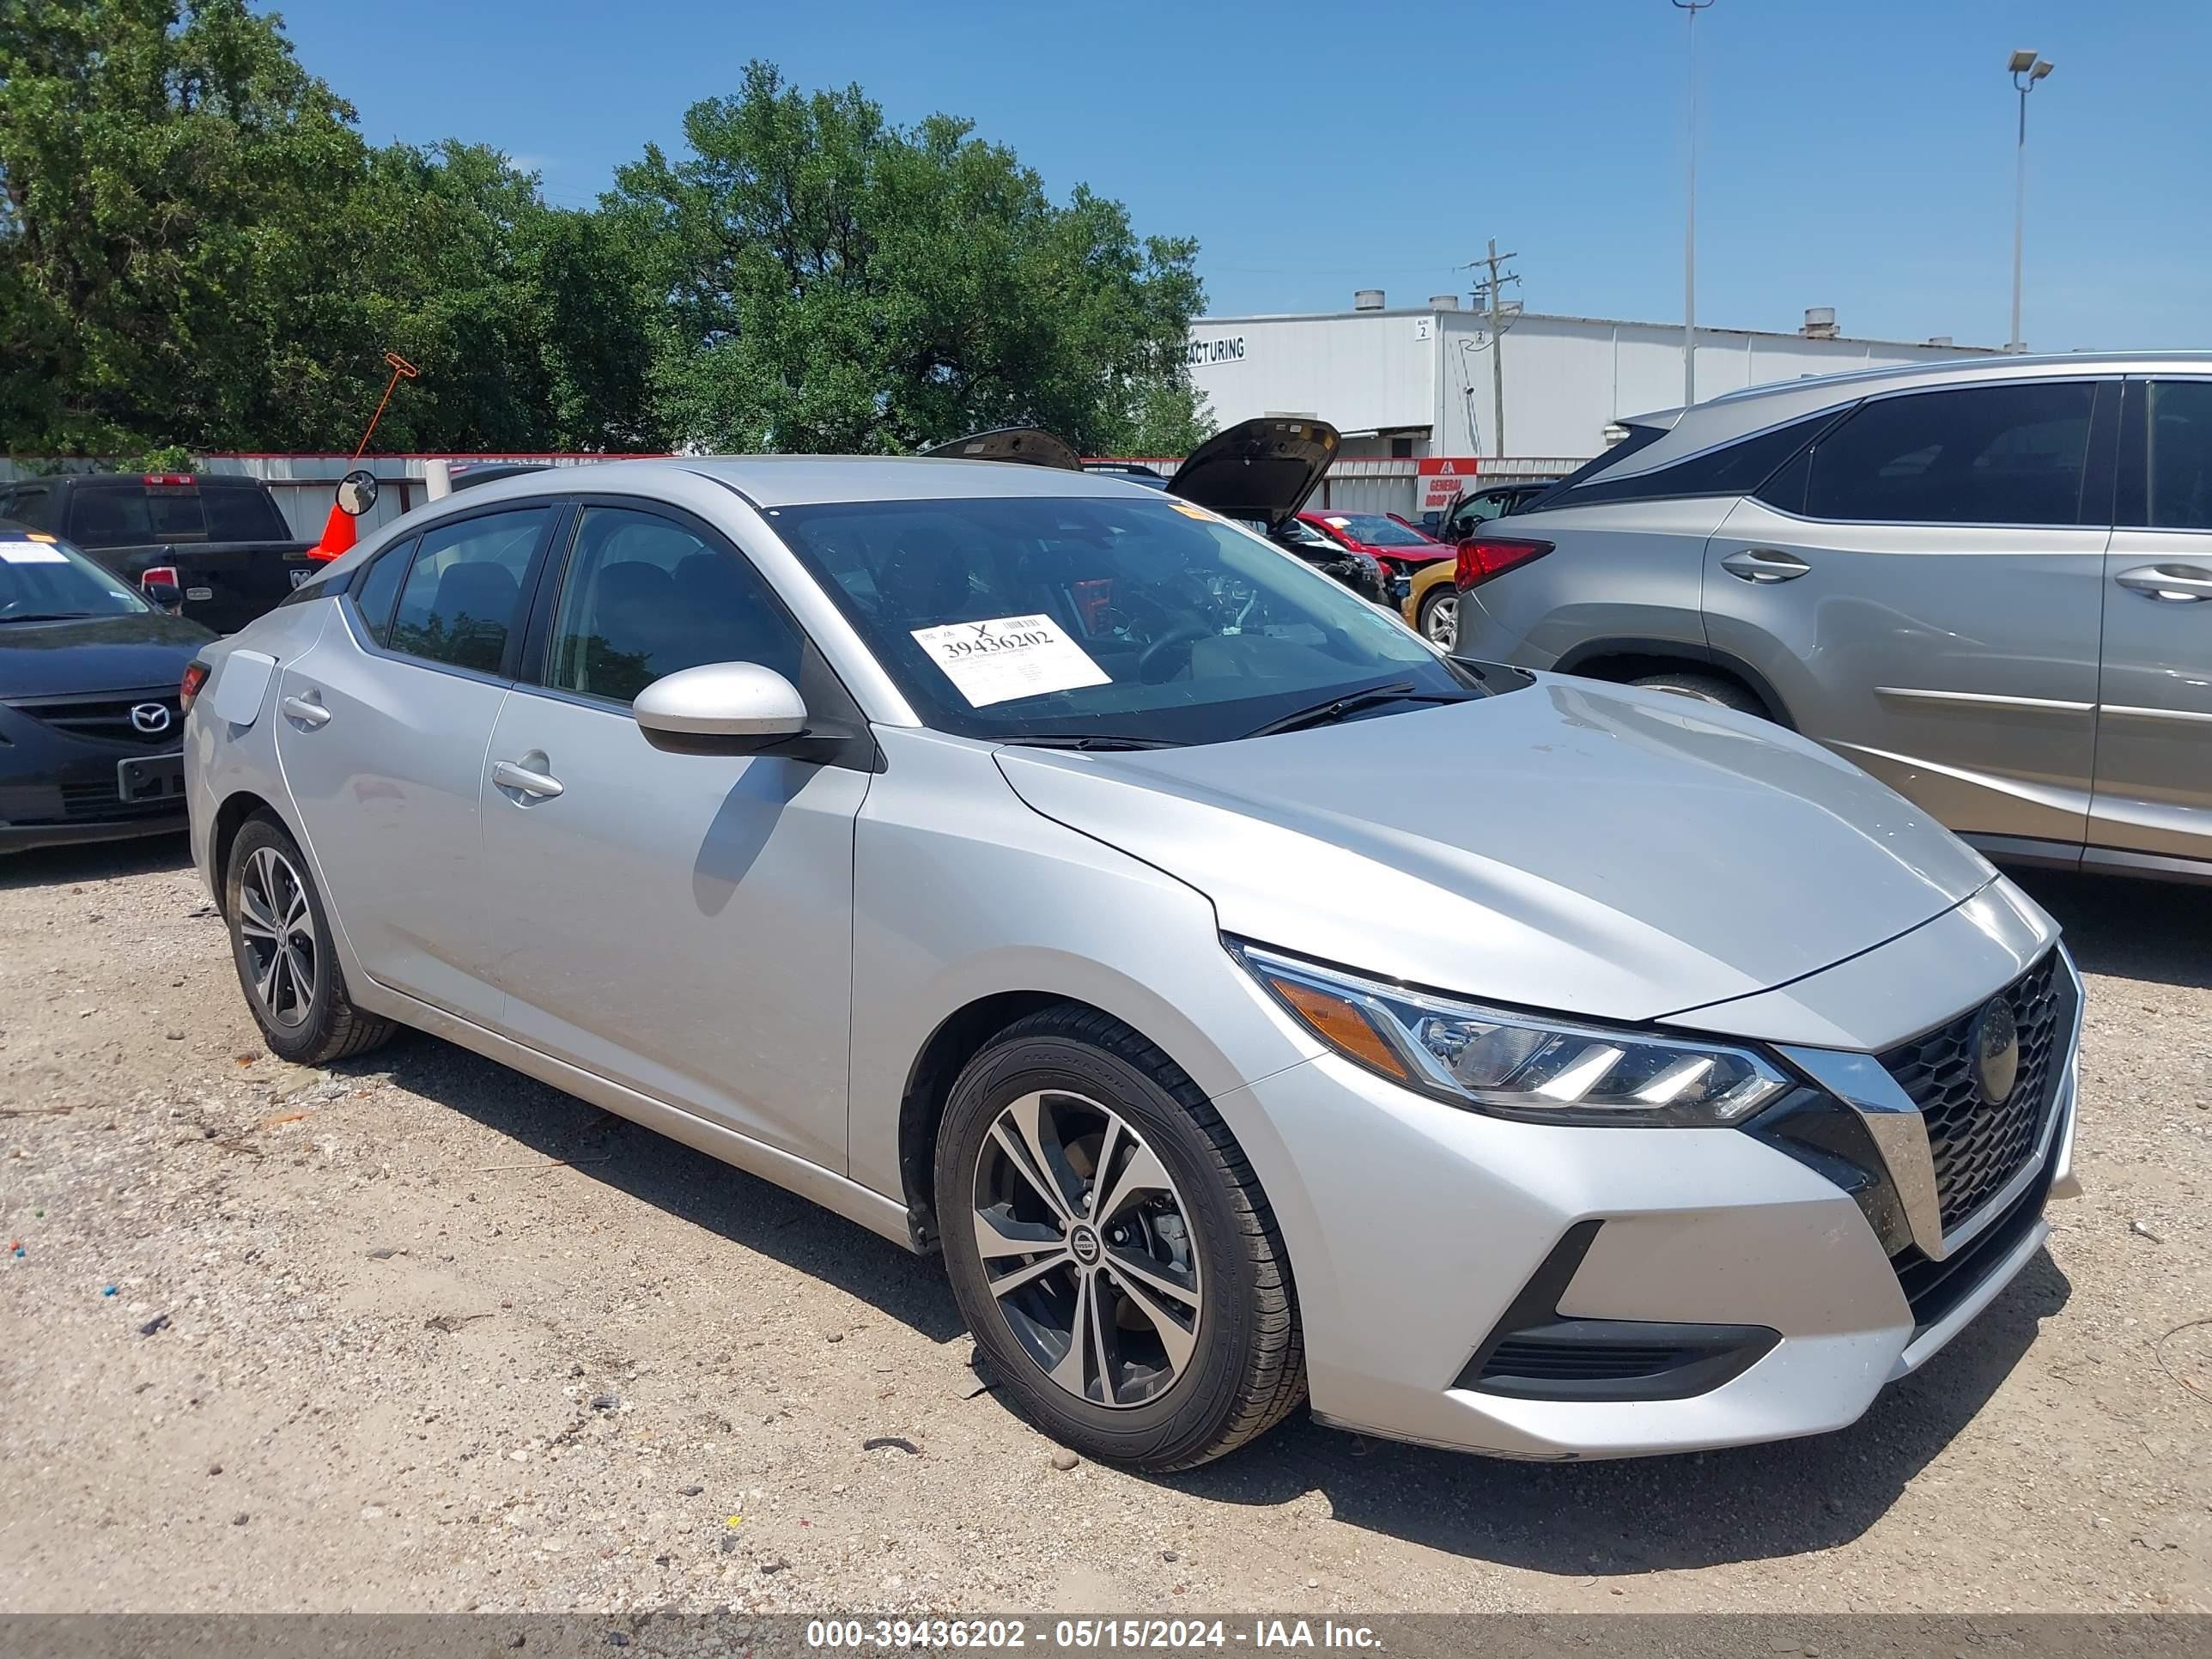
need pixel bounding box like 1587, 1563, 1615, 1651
1454, 537, 1553, 590
143, 473, 194, 487
141, 564, 180, 592
179, 661, 210, 714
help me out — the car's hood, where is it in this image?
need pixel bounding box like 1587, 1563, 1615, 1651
921, 427, 1084, 471
994, 676, 1996, 1024
0, 612, 214, 698
1168, 417, 1340, 532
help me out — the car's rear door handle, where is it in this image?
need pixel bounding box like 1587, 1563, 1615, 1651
2115, 563, 2212, 602
278, 693, 331, 727
490, 758, 564, 799
1721, 548, 1813, 584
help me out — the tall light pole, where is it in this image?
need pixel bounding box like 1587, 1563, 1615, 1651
2008, 48, 2054, 354
1674, 0, 1714, 405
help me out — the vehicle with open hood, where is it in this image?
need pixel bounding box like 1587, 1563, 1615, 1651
933, 418, 1389, 604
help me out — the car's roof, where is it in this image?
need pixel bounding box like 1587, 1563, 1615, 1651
63, 471, 266, 488
676, 455, 1158, 508
1600, 349, 2212, 483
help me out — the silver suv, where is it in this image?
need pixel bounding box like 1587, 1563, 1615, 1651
1456, 353, 2212, 883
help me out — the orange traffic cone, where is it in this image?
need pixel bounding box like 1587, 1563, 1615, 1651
307, 501, 356, 561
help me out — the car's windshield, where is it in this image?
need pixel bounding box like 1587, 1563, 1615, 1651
771, 495, 1480, 744
1320, 514, 1437, 548
0, 534, 148, 621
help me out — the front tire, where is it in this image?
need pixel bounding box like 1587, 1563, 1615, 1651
936, 1006, 1304, 1471
1417, 587, 1459, 650
224, 813, 396, 1066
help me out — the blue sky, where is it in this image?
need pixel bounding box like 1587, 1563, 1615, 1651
278, 0, 2208, 352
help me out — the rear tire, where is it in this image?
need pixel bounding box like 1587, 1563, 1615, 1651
224, 813, 397, 1066
936, 1006, 1305, 1471
1631, 669, 1768, 718
1417, 587, 1459, 650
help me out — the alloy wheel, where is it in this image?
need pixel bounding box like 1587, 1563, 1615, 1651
1423, 593, 1458, 649
969, 1090, 1202, 1408
236, 845, 318, 1030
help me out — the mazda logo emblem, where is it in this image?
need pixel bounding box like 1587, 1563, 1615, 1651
1970, 995, 2021, 1108
130, 702, 172, 735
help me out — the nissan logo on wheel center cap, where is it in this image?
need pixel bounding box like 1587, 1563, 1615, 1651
1970, 994, 2021, 1107
1069, 1224, 1102, 1266
131, 702, 172, 734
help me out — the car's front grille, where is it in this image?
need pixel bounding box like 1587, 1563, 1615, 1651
1878, 951, 2066, 1234
7, 690, 183, 747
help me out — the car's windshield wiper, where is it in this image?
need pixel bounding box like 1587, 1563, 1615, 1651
997, 733, 1182, 751
0, 611, 99, 624
1240, 681, 1466, 740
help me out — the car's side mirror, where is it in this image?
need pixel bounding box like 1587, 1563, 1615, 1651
143, 579, 183, 615
633, 661, 808, 754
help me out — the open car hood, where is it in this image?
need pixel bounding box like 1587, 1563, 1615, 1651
1167, 418, 1340, 533
922, 428, 1083, 471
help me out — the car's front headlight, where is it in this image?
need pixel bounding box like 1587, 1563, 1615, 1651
1233, 941, 1789, 1127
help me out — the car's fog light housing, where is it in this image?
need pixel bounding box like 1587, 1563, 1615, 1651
1234, 940, 1788, 1127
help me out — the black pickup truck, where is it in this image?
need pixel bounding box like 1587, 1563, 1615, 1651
0, 473, 315, 634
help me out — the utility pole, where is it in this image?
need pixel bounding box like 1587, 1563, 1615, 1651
1674, 0, 1713, 406
1468, 239, 1521, 459
2007, 49, 2055, 353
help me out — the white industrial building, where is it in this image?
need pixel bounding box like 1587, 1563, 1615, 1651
1185, 295, 2001, 507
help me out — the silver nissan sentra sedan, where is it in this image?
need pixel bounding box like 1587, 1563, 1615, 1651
181, 453, 2082, 1470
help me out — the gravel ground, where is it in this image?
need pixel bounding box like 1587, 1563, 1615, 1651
0, 835, 2205, 1615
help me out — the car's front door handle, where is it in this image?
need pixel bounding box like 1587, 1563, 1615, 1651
278, 693, 331, 728
490, 758, 564, 799
1721, 548, 1813, 584
2115, 563, 2212, 602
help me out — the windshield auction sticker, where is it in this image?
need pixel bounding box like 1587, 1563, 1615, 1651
910, 614, 1111, 708
0, 544, 69, 563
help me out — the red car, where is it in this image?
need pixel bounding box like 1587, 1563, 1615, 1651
1296, 511, 1453, 586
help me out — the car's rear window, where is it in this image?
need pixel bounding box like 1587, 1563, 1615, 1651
66, 483, 289, 548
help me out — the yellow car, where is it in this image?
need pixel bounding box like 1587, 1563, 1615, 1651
1401, 556, 1462, 647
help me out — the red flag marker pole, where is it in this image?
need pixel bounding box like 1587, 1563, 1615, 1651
310, 350, 421, 559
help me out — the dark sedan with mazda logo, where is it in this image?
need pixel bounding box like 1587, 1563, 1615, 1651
0, 525, 216, 852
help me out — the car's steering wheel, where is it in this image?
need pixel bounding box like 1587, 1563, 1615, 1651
1135, 618, 1212, 684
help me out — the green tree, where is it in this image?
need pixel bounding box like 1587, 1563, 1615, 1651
0, 2, 660, 456
0, 0, 368, 451
611, 61, 1208, 456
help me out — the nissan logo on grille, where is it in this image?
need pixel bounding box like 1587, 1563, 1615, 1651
130, 702, 173, 735
1969, 994, 2021, 1107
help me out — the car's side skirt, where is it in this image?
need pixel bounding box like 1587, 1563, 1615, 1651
351, 979, 917, 1250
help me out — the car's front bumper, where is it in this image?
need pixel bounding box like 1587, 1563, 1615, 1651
0, 699, 190, 854
1218, 936, 2080, 1462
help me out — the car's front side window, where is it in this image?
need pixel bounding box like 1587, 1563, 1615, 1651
387, 507, 550, 675
543, 506, 804, 705
772, 494, 1470, 745
2142, 380, 2212, 532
